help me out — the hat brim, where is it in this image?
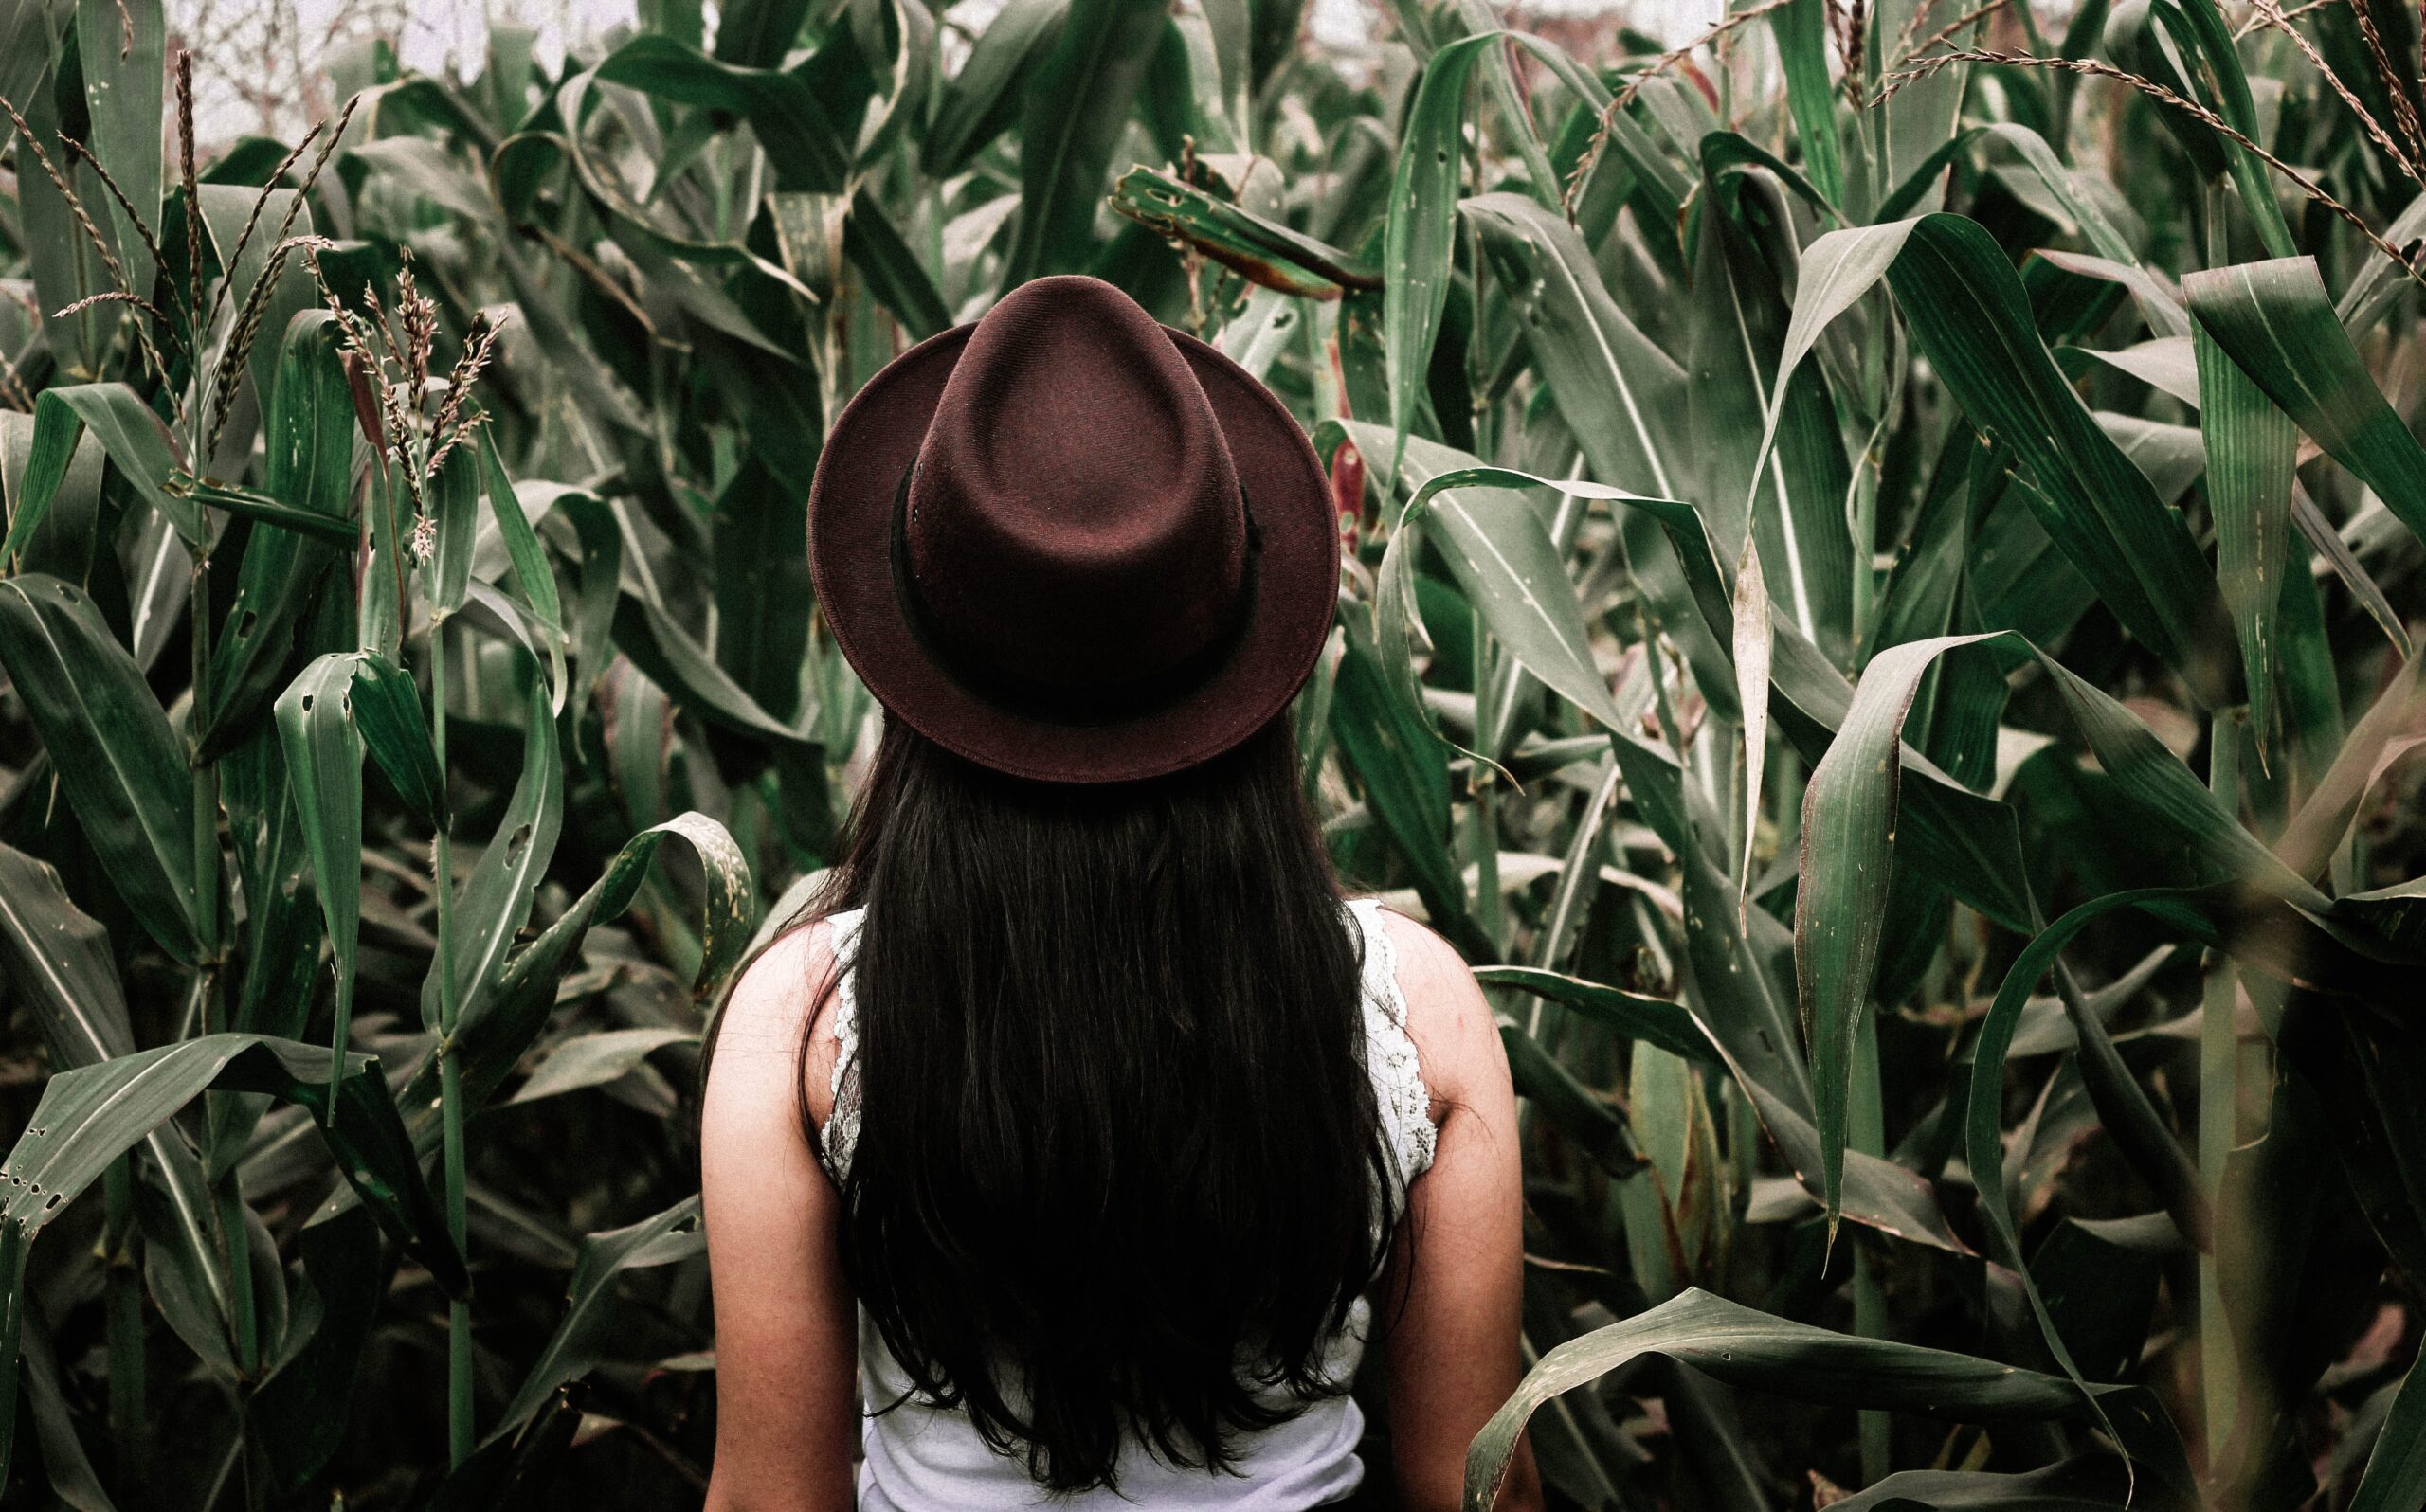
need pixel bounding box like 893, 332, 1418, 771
807, 319, 1340, 784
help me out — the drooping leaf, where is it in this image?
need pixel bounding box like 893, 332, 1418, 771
2185, 257, 2426, 553
1112, 167, 1376, 300
511, 1027, 697, 1105
1474, 966, 1716, 1064
480, 1196, 704, 1447
0, 1034, 464, 1481
421, 675, 565, 1033
1463, 1288, 2191, 1512
0, 575, 205, 963
612, 591, 817, 747
593, 33, 851, 190
276, 654, 366, 1094
1464, 192, 1688, 500
11, 386, 200, 549
421, 812, 754, 1121
843, 183, 952, 340
1797, 630, 2325, 1232
349, 650, 446, 828
1885, 215, 2230, 707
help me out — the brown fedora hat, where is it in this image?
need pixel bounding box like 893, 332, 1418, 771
806, 275, 1339, 783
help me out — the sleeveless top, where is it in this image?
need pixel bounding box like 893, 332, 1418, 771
814, 896, 1439, 1512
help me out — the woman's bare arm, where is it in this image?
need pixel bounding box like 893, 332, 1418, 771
701, 924, 860, 1512
1378, 909, 1543, 1512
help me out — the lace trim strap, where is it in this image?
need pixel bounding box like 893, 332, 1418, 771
818, 907, 866, 1183
1347, 897, 1439, 1186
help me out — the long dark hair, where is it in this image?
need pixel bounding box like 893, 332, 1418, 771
790, 710, 1397, 1492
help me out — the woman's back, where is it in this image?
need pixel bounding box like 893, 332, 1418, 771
803, 896, 1432, 1510
706, 879, 1530, 1512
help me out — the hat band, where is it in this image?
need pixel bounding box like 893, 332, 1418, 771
886, 463, 1264, 731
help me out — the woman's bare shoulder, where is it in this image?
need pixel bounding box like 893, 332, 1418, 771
706, 917, 845, 1133
1366, 903, 1507, 1110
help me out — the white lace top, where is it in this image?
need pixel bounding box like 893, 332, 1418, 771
813, 895, 1438, 1511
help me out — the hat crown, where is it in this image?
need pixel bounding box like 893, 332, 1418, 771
900, 277, 1251, 704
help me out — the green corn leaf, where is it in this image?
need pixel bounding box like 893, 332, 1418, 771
2184, 257, 2426, 552
0, 392, 95, 571
2192, 323, 2295, 756
533, 78, 825, 292
1962, 887, 2273, 1478
1463, 191, 1686, 500
1687, 150, 1854, 661
996, 0, 1166, 287
0, 1034, 464, 1481
195, 184, 322, 441
1500, 1023, 1641, 1178
0, 844, 136, 1065
1463, 1287, 2191, 1512
1884, 214, 2230, 707
1474, 966, 1717, 1064
706, 0, 803, 66
421, 675, 565, 1034
0, 842, 228, 1348
1341, 428, 1702, 856
2146, 0, 2299, 258
592, 33, 851, 191
2337, 190, 2426, 337
223, 716, 322, 1054
922, 0, 1070, 177
1111, 167, 1376, 300
11, 385, 200, 549
480, 1196, 702, 1449
2292, 485, 2410, 659
510, 1027, 697, 1106
276, 654, 367, 1097
16, 78, 119, 383
1767, 0, 1841, 205
74, 0, 164, 307
460, 811, 751, 1115
1382, 30, 1498, 484
1797, 629, 2326, 1235
477, 429, 569, 708
612, 591, 817, 747
0, 400, 104, 584
197, 308, 358, 761
1329, 623, 1480, 957
0, 575, 204, 963
347, 651, 446, 829
844, 184, 953, 340
253, 1205, 385, 1492
425, 439, 480, 620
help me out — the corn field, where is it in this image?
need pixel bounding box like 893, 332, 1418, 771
0, 0, 2421, 1506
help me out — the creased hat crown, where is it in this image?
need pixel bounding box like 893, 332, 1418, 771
899, 276, 1253, 704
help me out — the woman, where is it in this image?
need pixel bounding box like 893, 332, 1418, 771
700, 276, 1538, 1512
